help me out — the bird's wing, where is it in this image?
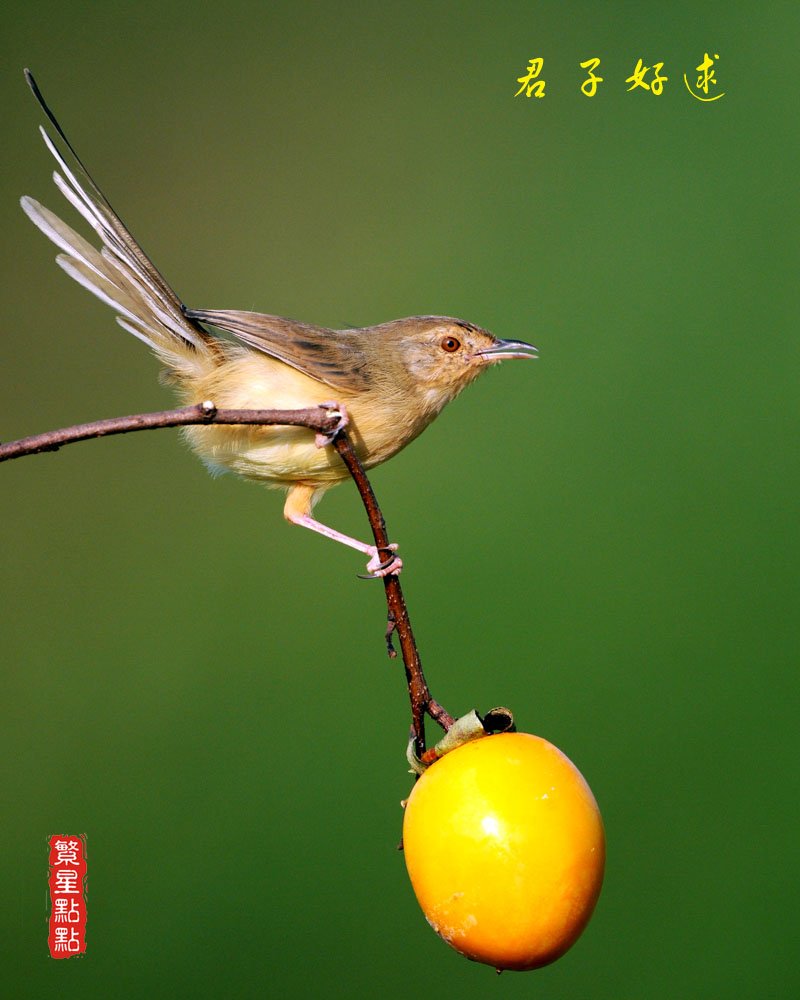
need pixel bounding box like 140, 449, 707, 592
183, 308, 372, 393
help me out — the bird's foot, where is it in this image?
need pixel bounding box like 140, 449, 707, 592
359, 543, 403, 579
315, 402, 350, 448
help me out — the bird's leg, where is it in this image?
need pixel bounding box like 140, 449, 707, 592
314, 402, 350, 448
284, 484, 402, 578
290, 513, 401, 577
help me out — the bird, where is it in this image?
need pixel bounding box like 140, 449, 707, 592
20, 70, 538, 577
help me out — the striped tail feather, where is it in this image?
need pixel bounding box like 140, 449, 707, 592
21, 70, 220, 384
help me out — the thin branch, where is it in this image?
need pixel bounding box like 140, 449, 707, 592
0, 400, 453, 753
0, 402, 339, 462
332, 435, 455, 755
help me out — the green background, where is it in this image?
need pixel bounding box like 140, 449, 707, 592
2, 2, 797, 996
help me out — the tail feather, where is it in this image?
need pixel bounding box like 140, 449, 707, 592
116, 315, 174, 351
55, 252, 199, 374
114, 317, 211, 376
20, 195, 105, 280
21, 71, 220, 383
39, 127, 194, 340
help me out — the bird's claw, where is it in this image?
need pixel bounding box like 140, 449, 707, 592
358, 544, 403, 579
315, 402, 350, 448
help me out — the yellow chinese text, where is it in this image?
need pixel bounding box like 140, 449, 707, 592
626, 59, 668, 94
515, 58, 546, 98
684, 53, 725, 101
580, 58, 603, 97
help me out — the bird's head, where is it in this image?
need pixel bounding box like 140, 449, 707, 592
384, 315, 538, 412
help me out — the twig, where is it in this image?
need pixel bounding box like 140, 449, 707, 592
0, 401, 453, 753
332, 435, 455, 755
0, 402, 339, 461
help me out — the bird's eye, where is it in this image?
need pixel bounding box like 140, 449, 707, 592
441, 336, 461, 353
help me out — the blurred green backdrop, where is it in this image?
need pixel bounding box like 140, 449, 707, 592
2, 2, 798, 997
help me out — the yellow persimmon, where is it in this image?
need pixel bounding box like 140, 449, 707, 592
402, 731, 605, 971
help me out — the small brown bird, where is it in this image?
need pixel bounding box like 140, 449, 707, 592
21, 71, 537, 576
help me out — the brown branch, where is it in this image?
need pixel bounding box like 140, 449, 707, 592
0, 402, 339, 462
332, 435, 455, 756
0, 400, 453, 753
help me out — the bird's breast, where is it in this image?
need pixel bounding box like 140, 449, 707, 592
178, 348, 433, 486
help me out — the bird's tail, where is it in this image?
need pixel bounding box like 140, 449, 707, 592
20, 70, 222, 385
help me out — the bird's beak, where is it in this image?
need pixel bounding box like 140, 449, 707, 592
475, 339, 539, 361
